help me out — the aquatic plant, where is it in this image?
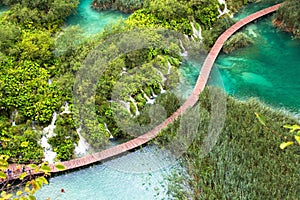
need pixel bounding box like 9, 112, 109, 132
163, 88, 299, 199
274, 0, 300, 38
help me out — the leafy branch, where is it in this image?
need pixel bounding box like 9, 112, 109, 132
255, 112, 300, 149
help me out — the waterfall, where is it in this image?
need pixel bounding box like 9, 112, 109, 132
167, 61, 172, 75
218, 0, 230, 18
42, 111, 58, 138
120, 67, 128, 76
40, 111, 58, 163
179, 39, 188, 57
155, 68, 167, 83
48, 79, 52, 85
32, 121, 36, 130
151, 88, 157, 98
50, 111, 57, 128
104, 122, 114, 139
75, 125, 91, 156
11, 110, 17, 126
40, 135, 57, 164
129, 96, 140, 116
141, 89, 155, 104
61, 102, 71, 114
190, 22, 203, 42
184, 34, 189, 40
119, 100, 132, 116
159, 83, 166, 94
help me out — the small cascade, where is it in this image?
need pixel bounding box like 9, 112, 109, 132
179, 39, 188, 57
190, 22, 203, 42
159, 83, 166, 94
129, 96, 140, 116
41, 111, 58, 163
104, 122, 114, 139
48, 79, 52, 85
141, 89, 155, 104
167, 61, 172, 75
151, 88, 158, 98
120, 68, 128, 76
40, 135, 57, 164
32, 121, 36, 130
155, 68, 167, 83
61, 102, 71, 114
119, 100, 132, 116
184, 34, 189, 40
218, 0, 230, 18
11, 110, 17, 126
75, 126, 91, 156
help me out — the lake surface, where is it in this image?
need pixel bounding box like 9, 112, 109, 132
181, 2, 300, 112
36, 145, 178, 200
35, 1, 300, 199
216, 17, 300, 111
37, 2, 178, 199
65, 0, 128, 35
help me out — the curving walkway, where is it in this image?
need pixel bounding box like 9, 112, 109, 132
6, 4, 282, 178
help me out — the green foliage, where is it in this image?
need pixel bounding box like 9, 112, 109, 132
0, 21, 21, 55
93, 0, 143, 13
223, 32, 253, 53
274, 0, 300, 38
202, 16, 235, 49
48, 113, 78, 161
192, 0, 219, 29
0, 59, 62, 123
255, 115, 300, 149
164, 88, 299, 199
3, 0, 79, 29
154, 92, 181, 117
0, 154, 65, 200
0, 124, 43, 163
18, 30, 54, 63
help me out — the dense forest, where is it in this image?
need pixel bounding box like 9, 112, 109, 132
0, 0, 299, 199
0, 0, 297, 164
0, 0, 247, 163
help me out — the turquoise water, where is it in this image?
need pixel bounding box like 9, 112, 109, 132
0, 5, 8, 15
216, 15, 300, 111
37, 2, 178, 199
181, 2, 300, 111
36, 145, 178, 200
234, 0, 283, 20
65, 0, 128, 35
35, 1, 300, 199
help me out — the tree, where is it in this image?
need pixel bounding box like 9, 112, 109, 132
5, 0, 79, 29
0, 155, 65, 200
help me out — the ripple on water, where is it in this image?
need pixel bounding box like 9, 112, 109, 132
215, 16, 300, 111
35, 145, 180, 200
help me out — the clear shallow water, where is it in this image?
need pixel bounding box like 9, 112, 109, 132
181, 2, 300, 111
36, 145, 178, 200
34, 2, 300, 199
65, 0, 128, 35
216, 17, 300, 111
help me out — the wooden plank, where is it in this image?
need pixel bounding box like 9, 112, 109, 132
4, 4, 282, 183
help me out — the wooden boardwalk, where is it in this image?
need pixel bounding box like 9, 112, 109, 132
5, 4, 282, 180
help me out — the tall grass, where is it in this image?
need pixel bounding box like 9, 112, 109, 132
159, 87, 299, 199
